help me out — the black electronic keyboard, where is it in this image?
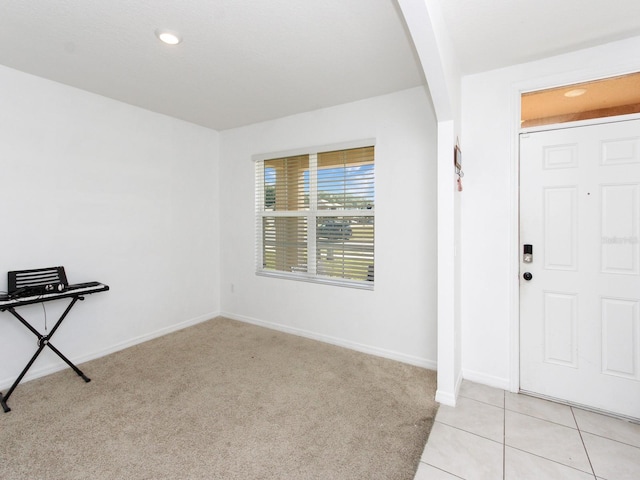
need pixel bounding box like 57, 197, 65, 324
0, 267, 109, 412
0, 282, 109, 309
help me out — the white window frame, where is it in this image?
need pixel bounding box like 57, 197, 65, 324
254, 139, 375, 290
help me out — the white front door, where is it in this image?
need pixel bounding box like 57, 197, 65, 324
520, 119, 640, 419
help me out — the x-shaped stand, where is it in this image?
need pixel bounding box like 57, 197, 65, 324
0, 297, 90, 413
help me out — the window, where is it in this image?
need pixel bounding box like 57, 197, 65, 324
255, 144, 375, 288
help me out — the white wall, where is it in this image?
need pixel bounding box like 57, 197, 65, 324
219, 86, 439, 368
460, 36, 640, 389
0, 65, 220, 388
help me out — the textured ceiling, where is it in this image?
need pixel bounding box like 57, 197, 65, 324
439, 0, 640, 74
1, 0, 640, 130
0, 0, 424, 130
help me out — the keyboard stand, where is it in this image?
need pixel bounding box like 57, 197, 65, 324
0, 282, 109, 413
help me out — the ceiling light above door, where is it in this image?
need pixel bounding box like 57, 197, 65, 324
564, 88, 587, 97
155, 29, 182, 45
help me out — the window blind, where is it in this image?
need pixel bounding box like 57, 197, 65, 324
256, 145, 374, 288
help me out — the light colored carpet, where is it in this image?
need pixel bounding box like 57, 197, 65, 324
0, 316, 438, 479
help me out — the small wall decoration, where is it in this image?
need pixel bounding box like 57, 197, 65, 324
454, 139, 464, 192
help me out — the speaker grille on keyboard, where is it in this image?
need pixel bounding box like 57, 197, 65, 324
8, 266, 68, 294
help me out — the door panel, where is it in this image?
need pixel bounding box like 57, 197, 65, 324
544, 187, 578, 270
520, 119, 640, 419
601, 184, 639, 274
543, 291, 578, 367
601, 298, 639, 379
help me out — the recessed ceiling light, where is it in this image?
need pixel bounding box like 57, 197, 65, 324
155, 29, 182, 45
564, 88, 587, 98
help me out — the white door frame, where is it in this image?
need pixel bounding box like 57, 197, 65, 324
508, 65, 640, 394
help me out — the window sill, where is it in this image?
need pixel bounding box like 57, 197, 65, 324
256, 270, 374, 290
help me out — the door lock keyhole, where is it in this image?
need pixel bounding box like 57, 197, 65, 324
523, 272, 533, 281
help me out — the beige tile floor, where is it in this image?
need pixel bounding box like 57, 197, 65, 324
414, 381, 640, 480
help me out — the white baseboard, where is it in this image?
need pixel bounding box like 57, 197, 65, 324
435, 389, 456, 406
462, 368, 510, 391
221, 311, 437, 371
435, 367, 463, 406
0, 311, 219, 390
